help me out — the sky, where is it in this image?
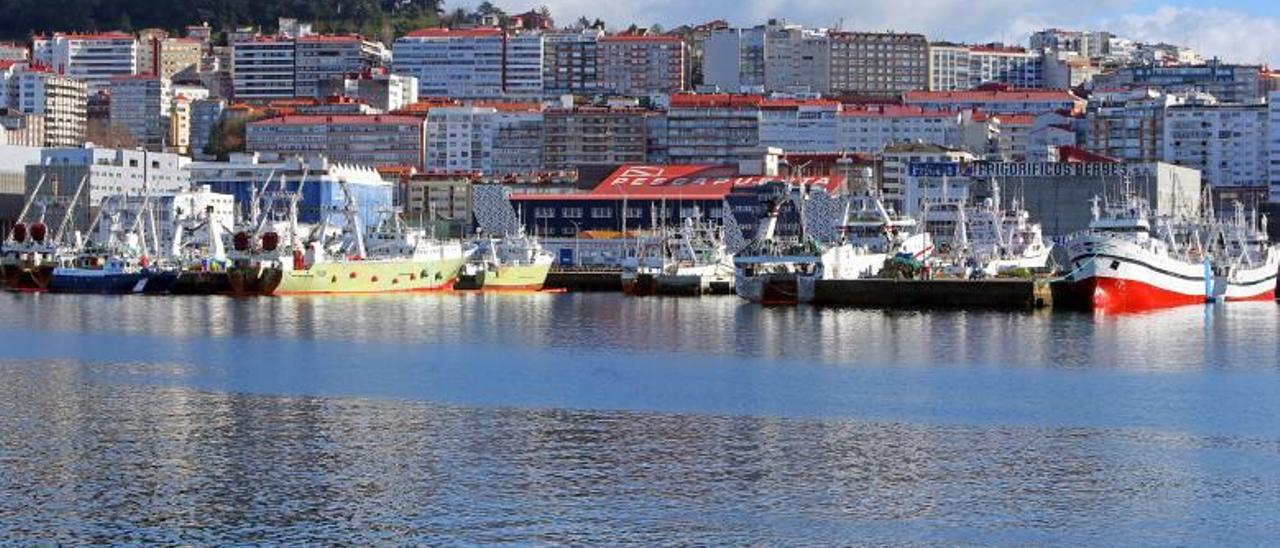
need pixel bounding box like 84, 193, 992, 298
476, 0, 1280, 65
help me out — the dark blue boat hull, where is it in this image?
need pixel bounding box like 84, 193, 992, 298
48, 270, 179, 295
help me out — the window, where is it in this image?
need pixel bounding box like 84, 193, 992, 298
590, 207, 612, 218
562, 207, 583, 219
534, 207, 554, 219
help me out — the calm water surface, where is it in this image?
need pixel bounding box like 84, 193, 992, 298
1, 293, 1279, 544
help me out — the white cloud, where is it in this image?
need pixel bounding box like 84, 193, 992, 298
480, 1, 1280, 64
1105, 7, 1280, 65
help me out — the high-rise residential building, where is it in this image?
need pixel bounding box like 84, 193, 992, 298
3, 65, 88, 147
904, 88, 1085, 115
828, 31, 928, 97
543, 29, 603, 96
245, 114, 427, 169
701, 26, 766, 91
928, 43, 1042, 91
542, 106, 651, 170
190, 98, 226, 158
756, 98, 839, 152
704, 21, 831, 94
597, 35, 686, 97
490, 106, 544, 175
318, 70, 418, 112
1091, 60, 1268, 104
108, 76, 172, 151
136, 29, 169, 76
167, 86, 211, 155
156, 38, 203, 80
33, 32, 138, 92
293, 35, 386, 98
1163, 100, 1268, 190
1084, 88, 1186, 162
424, 106, 495, 173
392, 28, 544, 99
666, 93, 762, 164
232, 37, 296, 100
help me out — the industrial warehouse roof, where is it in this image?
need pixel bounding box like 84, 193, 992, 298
512, 164, 844, 201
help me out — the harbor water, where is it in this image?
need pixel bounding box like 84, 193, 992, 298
2, 293, 1280, 544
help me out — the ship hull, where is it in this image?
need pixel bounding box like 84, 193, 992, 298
227, 263, 284, 297
735, 272, 802, 305
270, 257, 466, 295
1, 263, 55, 292
170, 270, 233, 295
48, 269, 179, 295
621, 272, 657, 296
478, 263, 552, 291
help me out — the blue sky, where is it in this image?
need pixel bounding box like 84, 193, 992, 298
480, 0, 1280, 64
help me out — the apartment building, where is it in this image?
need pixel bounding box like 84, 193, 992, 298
597, 35, 686, 97
828, 32, 928, 97
756, 98, 839, 152
189, 98, 226, 158
232, 37, 296, 100
246, 115, 427, 169
1085, 88, 1185, 162
542, 106, 651, 170
543, 29, 603, 96
108, 76, 172, 150
319, 71, 418, 112
1091, 60, 1267, 104
702, 22, 829, 94
836, 105, 961, 153
929, 43, 1042, 91
294, 35, 386, 98
666, 93, 762, 164
424, 106, 494, 173
392, 28, 544, 99
1163, 101, 1268, 189
33, 32, 138, 92
4, 65, 88, 147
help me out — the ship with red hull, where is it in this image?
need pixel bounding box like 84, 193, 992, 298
1053, 191, 1278, 313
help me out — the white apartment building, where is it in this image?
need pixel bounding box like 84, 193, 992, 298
33, 33, 137, 92
1163, 101, 1268, 189
837, 105, 960, 153
232, 37, 296, 100
108, 76, 172, 151
425, 106, 495, 173
1085, 88, 1187, 163
293, 35, 386, 98
2, 64, 88, 147
597, 35, 686, 97
756, 98, 839, 152
934, 43, 1049, 93
392, 28, 544, 99
318, 71, 418, 112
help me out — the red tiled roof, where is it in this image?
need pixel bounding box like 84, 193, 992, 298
599, 35, 683, 43
250, 115, 426, 126
403, 27, 503, 38
903, 90, 1082, 103
669, 93, 764, 108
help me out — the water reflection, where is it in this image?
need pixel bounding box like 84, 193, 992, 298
2, 363, 1278, 544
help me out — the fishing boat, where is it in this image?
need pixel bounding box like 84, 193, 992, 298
231, 176, 466, 296
651, 216, 736, 295
1051, 180, 1275, 311
1, 174, 70, 292
48, 189, 180, 295
456, 229, 554, 291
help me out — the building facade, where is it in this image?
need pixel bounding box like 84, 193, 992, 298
542, 29, 603, 96
33, 33, 138, 92
293, 35, 386, 98
828, 32, 928, 97
542, 106, 650, 170
318, 71, 418, 112
392, 28, 544, 99
928, 43, 1042, 91
1163, 102, 1268, 189
108, 76, 172, 151
597, 35, 686, 97
666, 93, 762, 164
246, 114, 427, 169
232, 37, 296, 100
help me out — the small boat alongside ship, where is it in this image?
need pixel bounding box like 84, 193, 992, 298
456, 229, 554, 291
